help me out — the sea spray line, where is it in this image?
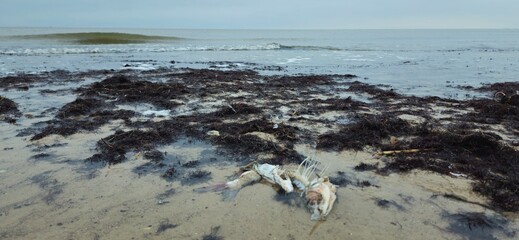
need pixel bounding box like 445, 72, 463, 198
2, 43, 515, 56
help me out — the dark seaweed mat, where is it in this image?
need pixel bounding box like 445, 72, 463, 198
464, 99, 519, 136
379, 127, 519, 212
31, 109, 135, 140
209, 103, 262, 117
266, 75, 334, 87
0, 96, 19, 114
211, 134, 303, 164
21, 68, 519, 212
180, 170, 212, 186
208, 118, 300, 142
80, 75, 188, 109
56, 98, 106, 118
346, 81, 402, 100
317, 114, 413, 151
317, 109, 519, 211
444, 212, 516, 239
476, 81, 519, 96
87, 121, 182, 164
0, 96, 21, 123
0, 75, 38, 89
310, 106, 519, 212
313, 81, 519, 211
63, 71, 318, 175
0, 69, 123, 90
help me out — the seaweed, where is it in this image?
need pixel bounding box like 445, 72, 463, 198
0, 96, 19, 114
143, 149, 165, 162
31, 109, 135, 140
320, 97, 367, 111
444, 212, 515, 239
0, 96, 21, 123
208, 118, 299, 142
375, 198, 406, 211
357, 180, 375, 188
0, 75, 37, 89
171, 68, 257, 82
380, 128, 519, 212
161, 167, 177, 180
329, 171, 352, 187
476, 81, 519, 95
180, 170, 212, 186
466, 99, 519, 123
266, 75, 334, 87
210, 133, 303, 164
81, 75, 188, 109
56, 98, 105, 118
10, 66, 518, 214
202, 226, 224, 240
86, 128, 177, 164
210, 103, 262, 116
317, 114, 412, 151
346, 81, 401, 100
155, 219, 178, 234
354, 162, 379, 171
30, 153, 52, 160
182, 160, 199, 168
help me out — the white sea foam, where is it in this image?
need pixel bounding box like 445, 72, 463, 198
0, 43, 286, 56
0, 42, 360, 56
142, 110, 171, 116
278, 57, 310, 64
342, 58, 376, 62
123, 63, 156, 70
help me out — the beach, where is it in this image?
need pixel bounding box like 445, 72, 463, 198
1, 66, 518, 239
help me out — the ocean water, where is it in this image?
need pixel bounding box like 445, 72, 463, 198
1, 28, 518, 98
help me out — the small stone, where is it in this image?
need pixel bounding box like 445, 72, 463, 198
206, 130, 220, 137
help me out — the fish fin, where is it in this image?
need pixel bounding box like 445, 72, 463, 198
193, 183, 228, 193
221, 189, 240, 201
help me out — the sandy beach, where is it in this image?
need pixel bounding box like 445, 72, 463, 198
1, 66, 518, 239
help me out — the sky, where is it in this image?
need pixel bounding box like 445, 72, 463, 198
1, 0, 518, 29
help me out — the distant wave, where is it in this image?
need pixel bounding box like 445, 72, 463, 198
2, 41, 516, 56
12, 32, 183, 45
0, 42, 345, 56
278, 44, 343, 51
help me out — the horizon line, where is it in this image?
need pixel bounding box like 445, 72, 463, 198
0, 26, 518, 31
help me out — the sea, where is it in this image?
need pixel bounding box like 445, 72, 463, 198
1, 28, 518, 99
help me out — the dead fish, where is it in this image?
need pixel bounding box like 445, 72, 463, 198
203, 156, 338, 221
306, 177, 337, 221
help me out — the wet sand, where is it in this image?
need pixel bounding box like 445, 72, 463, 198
1, 67, 518, 239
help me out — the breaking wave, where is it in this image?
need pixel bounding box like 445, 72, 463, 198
3, 41, 514, 56
0, 42, 347, 56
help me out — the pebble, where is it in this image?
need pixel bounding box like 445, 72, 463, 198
206, 130, 220, 137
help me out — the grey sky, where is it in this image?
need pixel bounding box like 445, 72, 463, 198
1, 0, 517, 29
